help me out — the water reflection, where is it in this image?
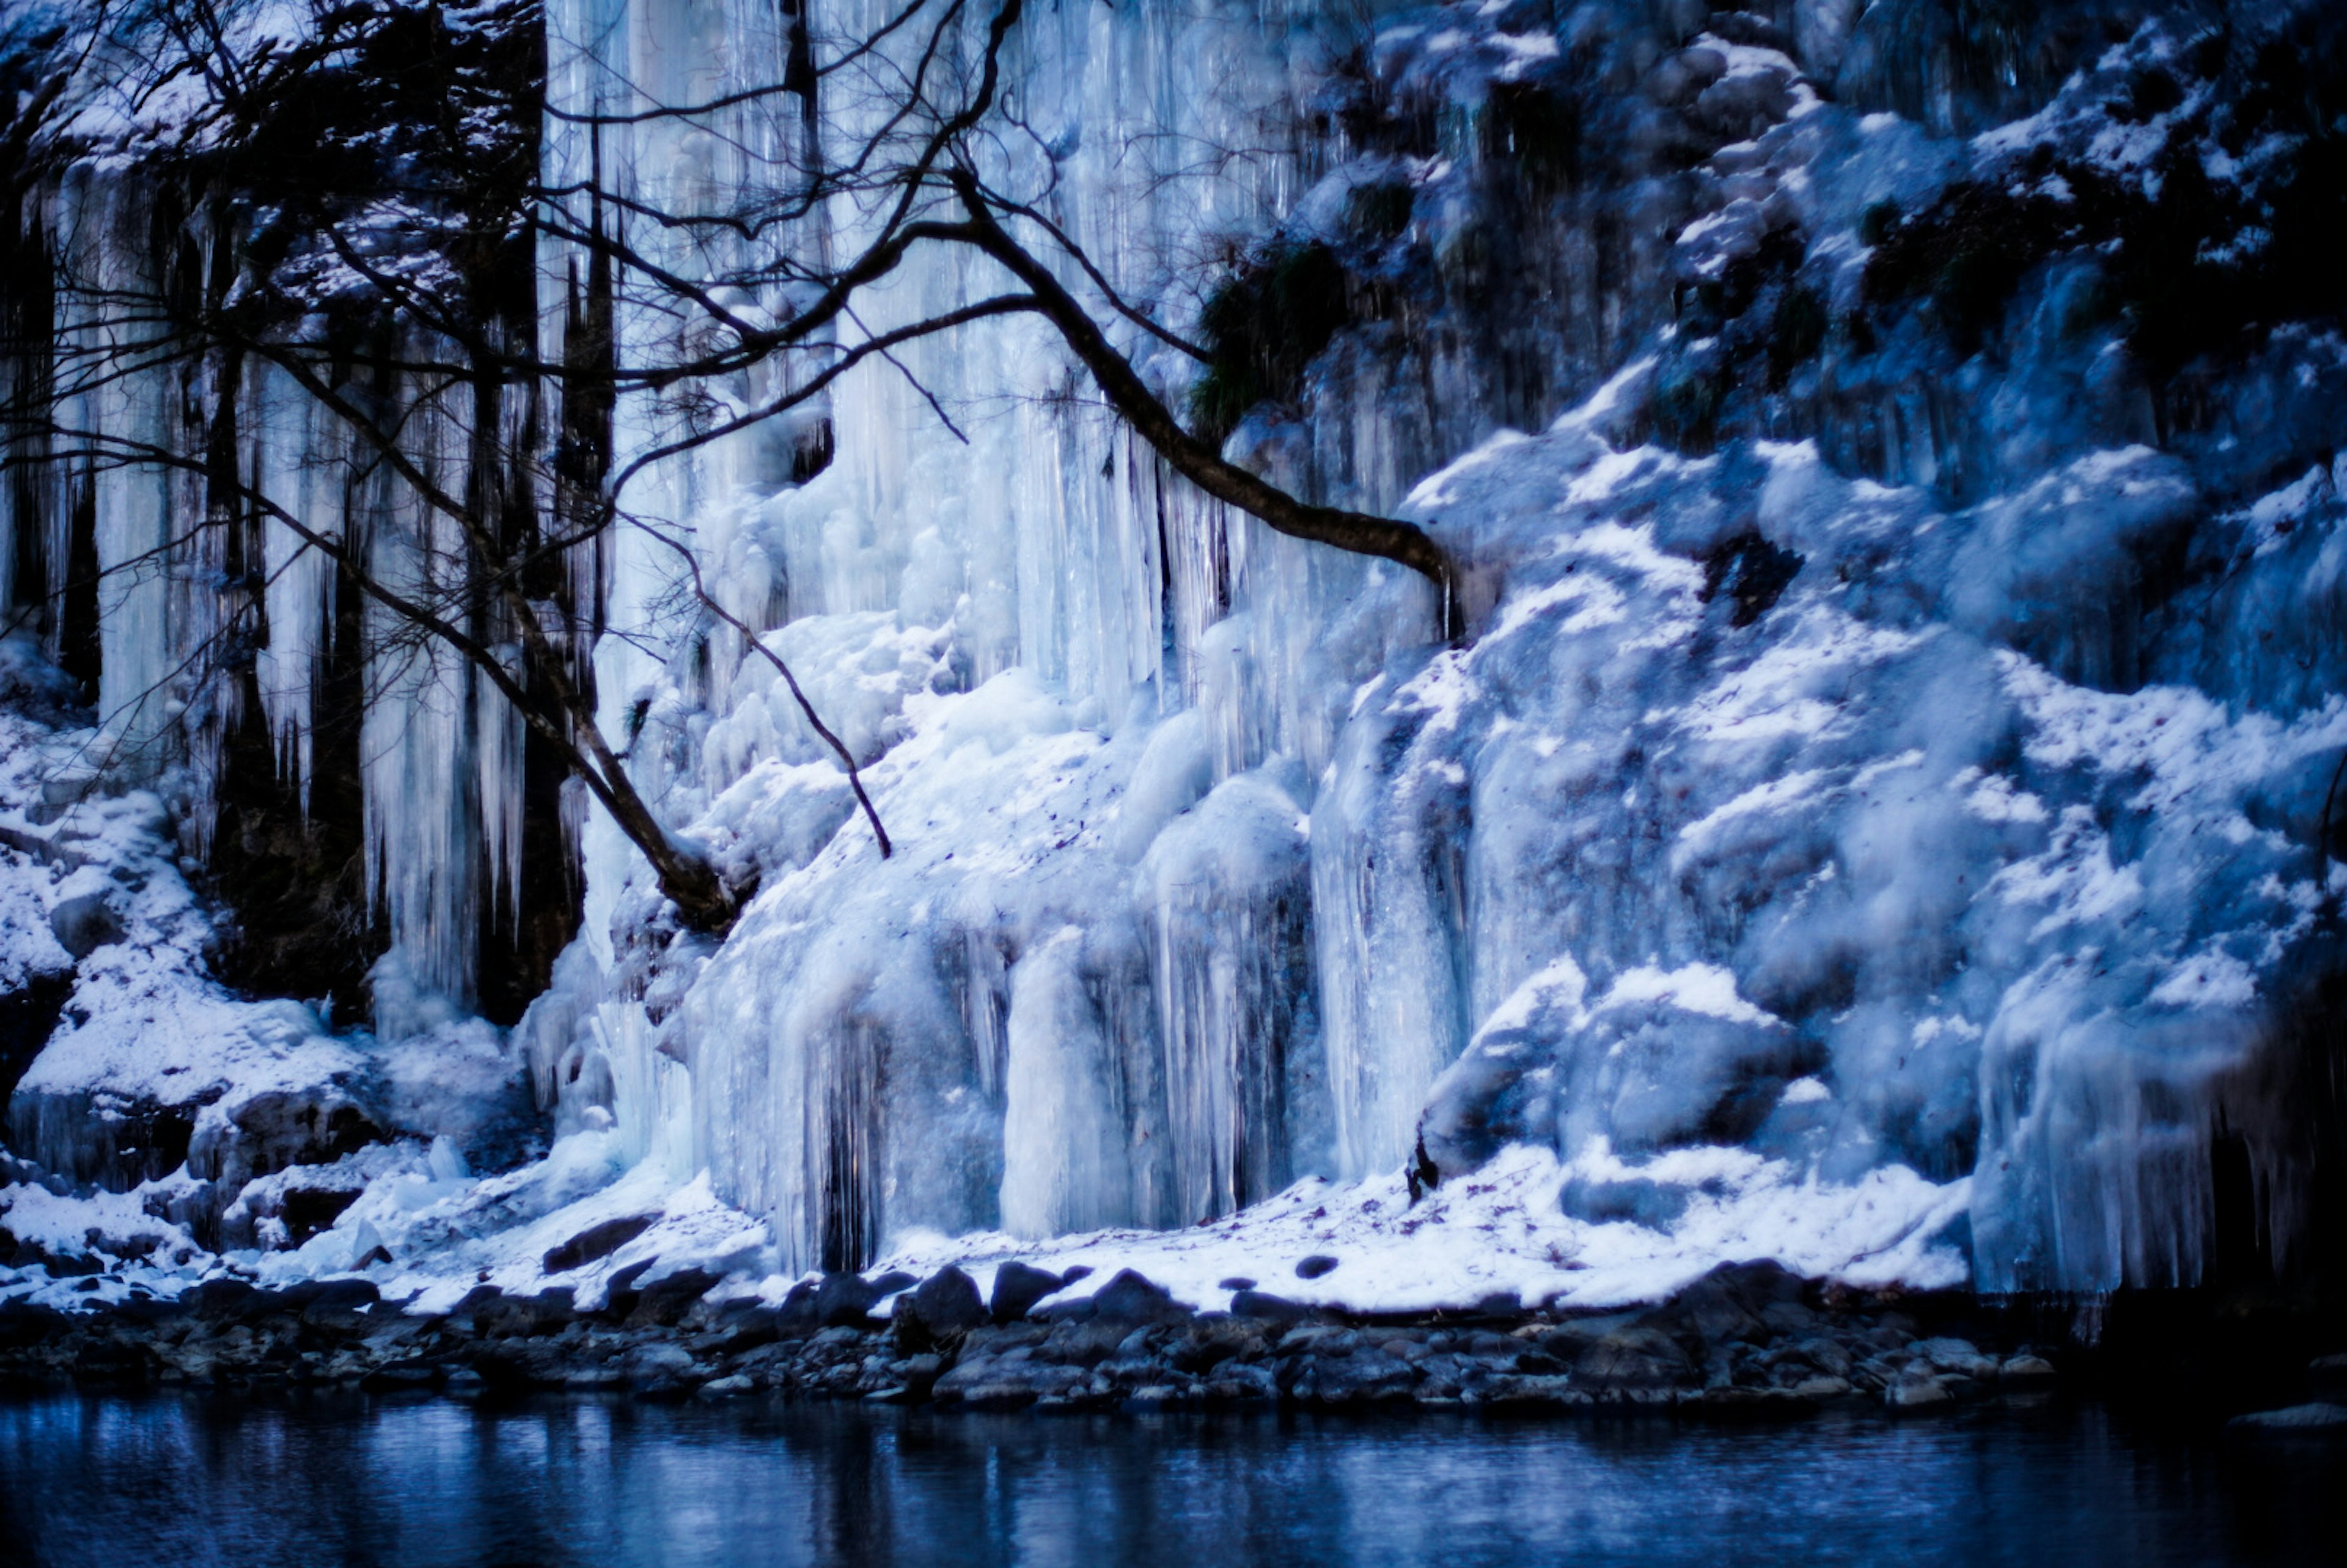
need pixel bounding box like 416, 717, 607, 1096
1, 1393, 2338, 1567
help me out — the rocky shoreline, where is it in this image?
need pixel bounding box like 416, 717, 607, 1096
0, 1258, 2081, 1417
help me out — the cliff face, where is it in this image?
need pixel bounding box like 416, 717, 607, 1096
2, 0, 2344, 1302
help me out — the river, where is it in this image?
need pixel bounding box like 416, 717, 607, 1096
2, 1392, 2338, 1566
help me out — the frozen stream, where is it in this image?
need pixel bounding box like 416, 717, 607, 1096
1, 1393, 2340, 1567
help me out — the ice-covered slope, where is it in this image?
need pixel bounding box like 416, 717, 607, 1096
531, 0, 2347, 1294
6, 0, 2346, 1310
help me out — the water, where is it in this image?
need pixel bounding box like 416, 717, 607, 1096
2, 1393, 2339, 1567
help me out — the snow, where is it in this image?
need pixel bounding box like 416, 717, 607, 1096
873, 1142, 1969, 1317
7, 0, 2346, 1317
1596, 965, 1777, 1030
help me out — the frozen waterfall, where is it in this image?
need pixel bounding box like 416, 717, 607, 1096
3, 0, 2343, 1301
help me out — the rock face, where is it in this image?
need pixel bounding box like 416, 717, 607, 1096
0, 1261, 2061, 1418
1, 0, 2344, 1316
533, 0, 2347, 1298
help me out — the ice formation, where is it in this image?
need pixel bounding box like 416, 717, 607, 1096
6, 0, 2347, 1312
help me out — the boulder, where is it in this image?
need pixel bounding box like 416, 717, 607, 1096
1088, 1270, 1192, 1327
932, 1357, 1086, 1410
623, 1342, 700, 1394
48, 892, 122, 959
1913, 1336, 2000, 1380
1294, 1255, 1339, 1280
1229, 1289, 1311, 1325
1628, 1259, 1816, 1358
707, 1298, 785, 1352
989, 1261, 1064, 1322
598, 1260, 655, 1321
0, 1300, 68, 1348
1473, 1374, 1582, 1410
895, 1267, 987, 1349
542, 1214, 658, 1274
1571, 1327, 1697, 1391
186, 1278, 259, 1321
1886, 1370, 1955, 1410
1170, 1317, 1272, 1374
475, 1288, 574, 1338
1300, 1350, 1419, 1406
773, 1278, 821, 1337
627, 1267, 720, 1328
814, 1271, 888, 1328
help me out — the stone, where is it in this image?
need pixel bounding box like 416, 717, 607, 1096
1217, 1277, 1256, 1291
1294, 1255, 1339, 1280
451, 1284, 507, 1332
989, 1261, 1065, 1322
1229, 1289, 1310, 1325
1886, 1371, 1954, 1410
1572, 1327, 1697, 1391
2227, 1403, 2347, 1434
1172, 1319, 1271, 1374
1040, 1319, 1128, 1367
1998, 1354, 2057, 1384
898, 1353, 944, 1396
814, 1271, 888, 1328
1088, 1270, 1191, 1327
697, 1374, 755, 1398
1790, 1336, 1856, 1378
628, 1268, 720, 1328
542, 1214, 658, 1274
1301, 1352, 1419, 1406
48, 892, 122, 959
1538, 1312, 1638, 1358
1649, 1270, 1765, 1346
1688, 1387, 1817, 1420
624, 1342, 698, 1385
1279, 1325, 1359, 1357
474, 1289, 574, 1338
897, 1267, 987, 1346
933, 1357, 1085, 1409
766, 1278, 820, 1337
0, 1301, 68, 1348
1914, 1336, 1999, 1380
470, 1339, 569, 1387
1475, 1374, 1579, 1410
598, 1260, 655, 1321
561, 1366, 626, 1390
702, 1299, 783, 1352
1204, 1368, 1277, 1403
186, 1278, 259, 1321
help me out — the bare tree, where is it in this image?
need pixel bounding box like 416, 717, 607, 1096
0, 0, 1457, 940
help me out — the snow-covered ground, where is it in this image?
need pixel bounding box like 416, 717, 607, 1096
4, 1127, 1967, 1321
